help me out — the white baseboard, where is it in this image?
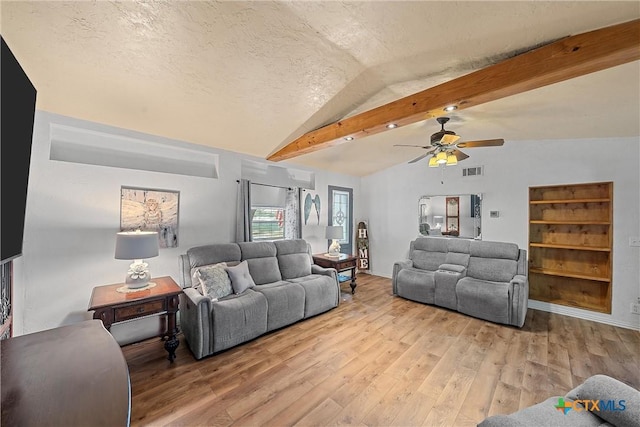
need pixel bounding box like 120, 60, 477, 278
528, 300, 640, 331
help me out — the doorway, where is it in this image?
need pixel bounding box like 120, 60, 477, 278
328, 186, 353, 255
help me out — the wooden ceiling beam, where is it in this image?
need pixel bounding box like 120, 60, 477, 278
267, 19, 640, 162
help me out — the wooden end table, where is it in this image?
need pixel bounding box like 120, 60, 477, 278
313, 253, 358, 294
88, 275, 182, 362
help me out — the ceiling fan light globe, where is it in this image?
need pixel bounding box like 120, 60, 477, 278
446, 154, 458, 165
435, 151, 448, 162
428, 157, 438, 167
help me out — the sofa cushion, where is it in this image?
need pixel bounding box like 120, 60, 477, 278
187, 243, 241, 268
412, 250, 447, 271
395, 267, 436, 304
456, 277, 510, 324
278, 253, 312, 279
274, 239, 312, 279
254, 282, 305, 331
225, 260, 256, 294
196, 262, 232, 300
469, 240, 520, 260
443, 252, 470, 267
446, 238, 471, 254
238, 241, 282, 285
210, 289, 268, 352
411, 236, 449, 271
289, 274, 339, 318
467, 256, 517, 282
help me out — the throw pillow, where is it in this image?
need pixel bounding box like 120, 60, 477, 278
225, 260, 256, 294
196, 263, 232, 300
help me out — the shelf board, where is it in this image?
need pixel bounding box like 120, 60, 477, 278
529, 242, 611, 252
529, 268, 610, 282
531, 297, 610, 314
529, 198, 610, 204
529, 220, 610, 225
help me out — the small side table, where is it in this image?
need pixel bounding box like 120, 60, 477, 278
313, 253, 358, 294
88, 276, 182, 362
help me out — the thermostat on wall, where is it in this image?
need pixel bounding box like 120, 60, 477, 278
489, 211, 500, 218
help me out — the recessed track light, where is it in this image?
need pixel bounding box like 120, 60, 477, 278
344, 136, 354, 141
386, 123, 398, 129
444, 105, 457, 112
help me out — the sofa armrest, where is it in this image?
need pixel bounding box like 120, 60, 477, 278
312, 264, 338, 281
392, 259, 413, 295
437, 263, 466, 274
312, 264, 341, 306
179, 287, 213, 360
509, 274, 529, 328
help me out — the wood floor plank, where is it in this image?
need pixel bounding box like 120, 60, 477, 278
422, 366, 476, 426
121, 273, 640, 427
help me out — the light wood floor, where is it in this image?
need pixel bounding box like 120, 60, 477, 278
122, 274, 640, 427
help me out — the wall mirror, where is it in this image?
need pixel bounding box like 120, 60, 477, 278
418, 194, 482, 239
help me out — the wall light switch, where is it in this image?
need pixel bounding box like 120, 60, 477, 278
630, 237, 640, 247
490, 211, 500, 218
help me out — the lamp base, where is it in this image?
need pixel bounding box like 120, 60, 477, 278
125, 276, 151, 289
125, 260, 151, 289
328, 239, 341, 257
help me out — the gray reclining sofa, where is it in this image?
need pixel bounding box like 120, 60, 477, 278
178, 239, 340, 359
393, 237, 528, 327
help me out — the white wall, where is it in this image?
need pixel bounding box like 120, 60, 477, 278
12, 111, 638, 333
361, 137, 640, 330
12, 111, 359, 337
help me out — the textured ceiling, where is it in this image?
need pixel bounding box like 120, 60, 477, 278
1, 1, 639, 176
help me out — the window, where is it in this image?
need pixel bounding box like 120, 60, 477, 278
251, 207, 285, 241
328, 186, 353, 255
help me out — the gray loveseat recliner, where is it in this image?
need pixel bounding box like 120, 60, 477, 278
393, 237, 528, 327
479, 374, 640, 427
178, 239, 340, 359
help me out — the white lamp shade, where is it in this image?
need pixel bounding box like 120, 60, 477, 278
325, 225, 343, 240
115, 231, 159, 260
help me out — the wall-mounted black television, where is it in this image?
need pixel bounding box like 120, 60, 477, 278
1, 36, 37, 264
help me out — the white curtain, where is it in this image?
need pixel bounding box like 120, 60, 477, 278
236, 179, 252, 242
284, 187, 301, 240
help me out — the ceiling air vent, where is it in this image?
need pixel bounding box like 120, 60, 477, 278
463, 166, 483, 177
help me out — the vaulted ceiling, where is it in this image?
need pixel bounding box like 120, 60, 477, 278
1, 1, 639, 176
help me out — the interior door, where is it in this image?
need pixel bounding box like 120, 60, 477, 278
328, 186, 353, 255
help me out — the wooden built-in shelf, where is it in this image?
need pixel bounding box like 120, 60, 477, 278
529, 268, 610, 282
529, 198, 610, 204
529, 242, 610, 252
529, 220, 610, 225
528, 182, 612, 314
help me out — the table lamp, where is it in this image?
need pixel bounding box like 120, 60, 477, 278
115, 230, 159, 289
325, 225, 343, 257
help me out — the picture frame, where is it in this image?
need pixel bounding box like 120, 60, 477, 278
120, 186, 180, 248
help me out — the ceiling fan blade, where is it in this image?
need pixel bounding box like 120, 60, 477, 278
440, 134, 461, 145
451, 149, 469, 161
408, 153, 430, 164
456, 139, 504, 148
394, 144, 431, 148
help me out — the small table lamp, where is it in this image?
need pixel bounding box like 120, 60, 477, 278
115, 230, 159, 289
325, 225, 343, 257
